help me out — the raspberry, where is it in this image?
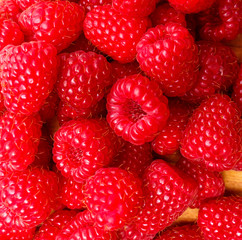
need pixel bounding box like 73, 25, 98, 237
181, 94, 242, 171
0, 168, 59, 230
53, 119, 122, 182
183, 41, 239, 102
136, 23, 199, 97
106, 74, 169, 145
18, 1, 85, 52
152, 99, 193, 156
198, 197, 242, 240
83, 4, 149, 63
15, 0, 51, 10
176, 157, 225, 208
0, 0, 21, 22
0, 41, 57, 116
83, 168, 144, 230
0, 18, 24, 52
232, 64, 242, 113
57, 51, 112, 110
79, 0, 112, 12
112, 0, 157, 17
150, 3, 187, 27
233, 158, 242, 171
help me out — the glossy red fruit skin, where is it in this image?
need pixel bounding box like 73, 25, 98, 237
57, 51, 112, 110
0, 41, 57, 116
198, 197, 242, 240
181, 94, 242, 172
0, 112, 42, 174
53, 119, 123, 182
0, 168, 59, 230
83, 5, 149, 63
183, 41, 239, 103
15, 0, 52, 10
136, 23, 199, 97
78, 0, 112, 12
18, 1, 85, 52
232, 64, 242, 113
0, 0, 21, 22
177, 157, 225, 208
107, 74, 169, 145
34, 210, 77, 240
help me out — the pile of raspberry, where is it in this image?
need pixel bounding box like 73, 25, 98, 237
0, 0, 241, 239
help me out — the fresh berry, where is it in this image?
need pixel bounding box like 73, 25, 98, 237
57, 50, 112, 110
232, 64, 242, 113
0, 0, 21, 22
233, 157, 242, 171
152, 99, 193, 156
176, 157, 225, 208
83, 4, 149, 63
0, 41, 57, 116
198, 197, 242, 240
79, 0, 112, 12
18, 1, 85, 52
107, 74, 169, 145
83, 167, 144, 230
181, 94, 242, 171
15, 0, 51, 10
136, 23, 199, 97
53, 119, 122, 182
0, 168, 59, 230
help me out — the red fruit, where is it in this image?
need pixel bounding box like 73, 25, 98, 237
79, 0, 112, 12
53, 119, 122, 182
183, 41, 239, 102
83, 168, 144, 230
233, 158, 242, 171
181, 94, 242, 171
18, 1, 85, 52
57, 51, 112, 110
0, 0, 21, 22
112, 0, 157, 17
176, 157, 225, 208
83, 5, 149, 63
15, 0, 52, 10
0, 168, 59, 230
232, 64, 242, 113
107, 74, 169, 145
198, 197, 242, 240
136, 23, 199, 97
150, 3, 186, 27
0, 41, 57, 116
34, 210, 77, 240
152, 99, 193, 156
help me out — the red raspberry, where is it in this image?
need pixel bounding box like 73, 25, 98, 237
232, 64, 242, 113
233, 158, 242, 171
107, 74, 169, 145
198, 197, 242, 240
0, 18, 24, 51
79, 0, 112, 12
57, 51, 112, 110
0, 41, 57, 116
168, 0, 216, 13
83, 5, 149, 63
18, 1, 85, 52
136, 23, 199, 97
34, 210, 77, 240
183, 41, 239, 102
176, 157, 225, 208
53, 119, 122, 182
15, 0, 51, 10
0, 112, 41, 174
152, 99, 193, 156
181, 94, 242, 171
83, 168, 144, 230
150, 3, 187, 27
0, 0, 21, 22
0, 168, 59, 230
112, 0, 157, 17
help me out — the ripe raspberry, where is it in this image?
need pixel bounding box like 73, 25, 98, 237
198, 197, 242, 240
233, 158, 242, 171
79, 0, 112, 12
53, 119, 122, 182
18, 1, 85, 52
107, 74, 169, 145
0, 41, 57, 116
83, 168, 144, 230
176, 157, 225, 208
83, 5, 149, 63
168, 0, 216, 13
112, 0, 157, 17
0, 168, 59, 230
152, 99, 193, 156
181, 94, 242, 171
136, 23, 199, 97
150, 3, 186, 27
57, 51, 112, 110
232, 64, 242, 113
183, 41, 239, 102
0, 0, 21, 22
15, 0, 51, 10
34, 210, 77, 240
